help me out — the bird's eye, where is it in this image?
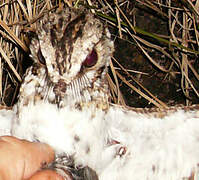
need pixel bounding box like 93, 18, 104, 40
37, 48, 46, 65
82, 49, 98, 68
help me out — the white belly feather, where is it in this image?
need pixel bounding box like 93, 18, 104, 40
0, 102, 197, 180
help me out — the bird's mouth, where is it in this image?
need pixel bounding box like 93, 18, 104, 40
53, 79, 67, 98
48, 74, 92, 109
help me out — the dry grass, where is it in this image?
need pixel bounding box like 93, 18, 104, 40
0, 0, 199, 108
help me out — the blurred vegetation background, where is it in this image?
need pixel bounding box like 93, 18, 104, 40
0, 0, 199, 109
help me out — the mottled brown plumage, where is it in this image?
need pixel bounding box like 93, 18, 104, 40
18, 8, 113, 111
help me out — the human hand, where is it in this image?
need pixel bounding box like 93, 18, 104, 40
0, 136, 64, 180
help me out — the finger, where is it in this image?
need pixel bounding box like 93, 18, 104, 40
0, 136, 55, 180
21, 138, 55, 178
28, 169, 64, 180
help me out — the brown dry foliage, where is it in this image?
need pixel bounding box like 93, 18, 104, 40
0, 0, 199, 108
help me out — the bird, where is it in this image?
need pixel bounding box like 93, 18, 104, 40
1, 7, 199, 180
